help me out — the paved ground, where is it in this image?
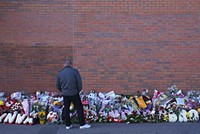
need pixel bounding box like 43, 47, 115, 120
0, 122, 200, 134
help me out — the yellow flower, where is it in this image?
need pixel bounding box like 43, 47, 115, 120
53, 101, 61, 106
128, 96, 133, 101
163, 115, 169, 121
186, 112, 190, 120
0, 100, 4, 106
38, 111, 46, 120
70, 103, 74, 110
197, 108, 200, 113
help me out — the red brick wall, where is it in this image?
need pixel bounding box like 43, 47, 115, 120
0, 0, 200, 95
0, 1, 74, 94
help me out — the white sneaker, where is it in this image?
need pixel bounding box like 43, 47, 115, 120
66, 125, 72, 129
80, 124, 91, 129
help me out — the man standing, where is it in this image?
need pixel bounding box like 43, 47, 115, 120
56, 59, 91, 129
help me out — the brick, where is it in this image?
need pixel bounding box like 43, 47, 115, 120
0, 0, 200, 95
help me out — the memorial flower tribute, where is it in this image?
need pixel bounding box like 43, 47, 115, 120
0, 85, 199, 125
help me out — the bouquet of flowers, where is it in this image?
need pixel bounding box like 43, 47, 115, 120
37, 111, 46, 125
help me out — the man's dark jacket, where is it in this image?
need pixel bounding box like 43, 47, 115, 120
56, 66, 82, 96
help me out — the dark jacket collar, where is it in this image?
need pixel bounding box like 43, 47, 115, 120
64, 65, 72, 68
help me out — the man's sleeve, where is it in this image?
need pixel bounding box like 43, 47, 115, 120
56, 74, 61, 91
75, 69, 82, 92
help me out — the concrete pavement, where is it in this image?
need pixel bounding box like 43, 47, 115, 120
0, 122, 200, 134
